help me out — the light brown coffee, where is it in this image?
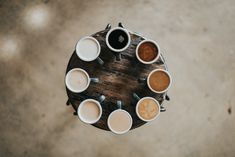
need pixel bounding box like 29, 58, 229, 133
149, 70, 170, 92
138, 98, 159, 120
138, 42, 158, 62
108, 110, 132, 133
68, 70, 88, 91
80, 101, 100, 122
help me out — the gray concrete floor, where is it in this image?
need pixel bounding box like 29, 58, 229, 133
0, 0, 235, 156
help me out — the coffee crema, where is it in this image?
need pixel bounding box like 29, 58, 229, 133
79, 101, 100, 122
138, 42, 158, 62
108, 110, 132, 133
149, 70, 170, 92
138, 98, 159, 120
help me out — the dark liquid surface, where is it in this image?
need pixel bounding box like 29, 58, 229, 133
138, 42, 158, 62
108, 30, 129, 49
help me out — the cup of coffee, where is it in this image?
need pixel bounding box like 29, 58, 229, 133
133, 93, 165, 122
77, 95, 105, 124
65, 68, 99, 93
76, 36, 104, 65
106, 27, 131, 52
136, 39, 160, 64
107, 101, 133, 135
147, 69, 172, 93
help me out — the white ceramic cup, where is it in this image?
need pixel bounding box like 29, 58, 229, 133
105, 27, 131, 52
65, 68, 99, 93
147, 69, 172, 94
77, 95, 105, 124
133, 93, 161, 122
107, 101, 133, 135
136, 39, 161, 64
76, 36, 103, 64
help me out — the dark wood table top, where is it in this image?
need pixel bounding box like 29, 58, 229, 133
65, 24, 169, 131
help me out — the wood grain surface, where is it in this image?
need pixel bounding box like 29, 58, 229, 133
65, 26, 168, 131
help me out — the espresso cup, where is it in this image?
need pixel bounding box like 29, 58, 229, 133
136, 39, 160, 64
106, 27, 131, 52
133, 93, 165, 122
65, 68, 99, 93
76, 36, 104, 65
77, 95, 105, 124
107, 101, 133, 135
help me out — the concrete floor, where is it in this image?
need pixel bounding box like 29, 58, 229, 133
0, 0, 235, 156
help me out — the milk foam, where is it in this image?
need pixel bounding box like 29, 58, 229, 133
68, 70, 88, 91
77, 38, 99, 61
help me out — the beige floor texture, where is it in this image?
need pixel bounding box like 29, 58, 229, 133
0, 0, 235, 157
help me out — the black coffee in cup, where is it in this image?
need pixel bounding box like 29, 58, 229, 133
107, 29, 129, 50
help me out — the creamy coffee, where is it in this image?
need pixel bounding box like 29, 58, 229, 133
108, 110, 132, 133
79, 101, 100, 122
137, 98, 159, 120
149, 70, 170, 92
67, 69, 88, 92
77, 37, 99, 61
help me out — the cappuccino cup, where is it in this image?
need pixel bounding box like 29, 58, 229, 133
77, 95, 105, 124
106, 27, 131, 52
65, 68, 99, 93
133, 93, 165, 122
107, 101, 133, 135
136, 39, 160, 64
76, 36, 104, 65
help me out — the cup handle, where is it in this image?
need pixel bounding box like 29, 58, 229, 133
90, 78, 99, 83
66, 99, 70, 106
96, 57, 104, 65
117, 100, 122, 109
138, 77, 146, 83
118, 22, 124, 28
105, 23, 111, 30
98, 95, 105, 103
133, 93, 140, 101
116, 53, 122, 61
165, 94, 170, 101
160, 106, 166, 112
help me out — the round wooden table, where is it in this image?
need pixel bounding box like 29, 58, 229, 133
65, 23, 170, 131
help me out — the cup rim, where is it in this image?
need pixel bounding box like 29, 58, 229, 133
105, 27, 131, 52
136, 39, 161, 64
65, 68, 90, 93
147, 69, 172, 94
107, 109, 133, 135
75, 36, 101, 61
135, 97, 161, 122
77, 99, 102, 124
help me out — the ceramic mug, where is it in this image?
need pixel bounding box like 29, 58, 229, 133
133, 93, 165, 122
107, 101, 133, 135
76, 36, 104, 65
65, 68, 99, 93
105, 23, 131, 56
139, 69, 172, 94
136, 39, 161, 64
77, 95, 105, 124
